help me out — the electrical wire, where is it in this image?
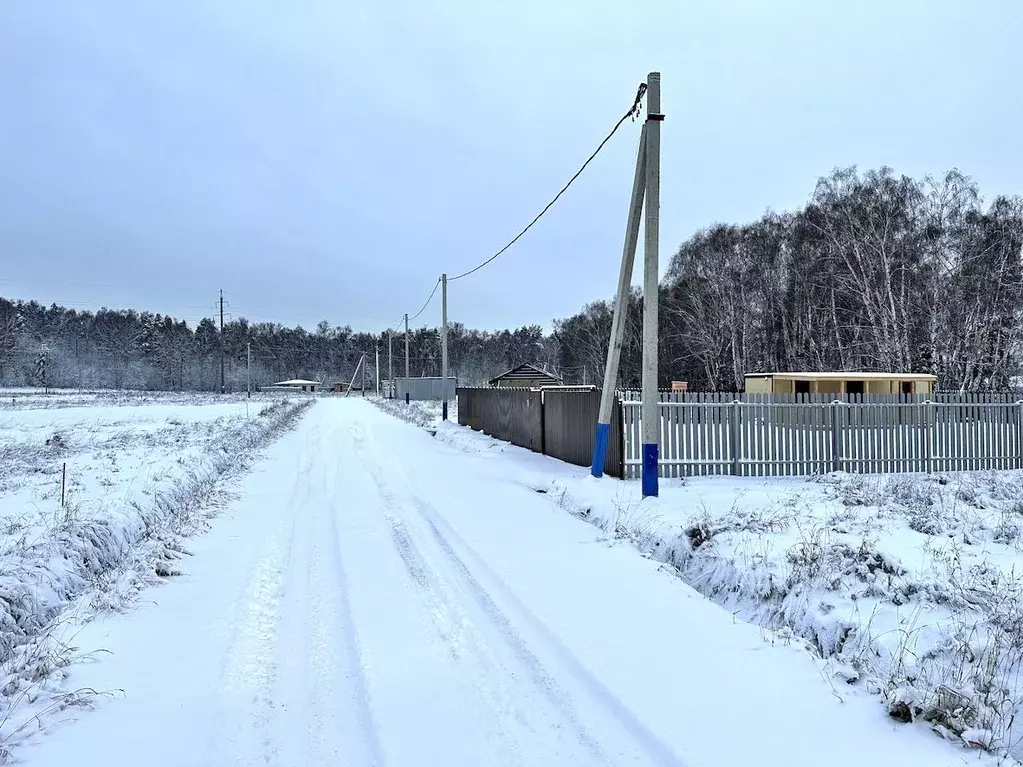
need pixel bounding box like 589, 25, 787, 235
448, 82, 647, 282
405, 279, 441, 324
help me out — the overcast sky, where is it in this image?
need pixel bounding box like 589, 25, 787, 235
2, 1, 1021, 333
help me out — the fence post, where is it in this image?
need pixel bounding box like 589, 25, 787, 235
616, 393, 626, 479
925, 399, 934, 474
1010, 402, 1018, 468
540, 388, 547, 457
831, 400, 842, 474
730, 400, 741, 476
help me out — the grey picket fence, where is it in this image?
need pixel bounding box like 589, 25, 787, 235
620, 392, 1023, 478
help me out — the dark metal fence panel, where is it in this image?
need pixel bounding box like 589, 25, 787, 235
542, 390, 624, 478
457, 388, 543, 452
454, 387, 621, 473
497, 389, 543, 452
456, 387, 481, 431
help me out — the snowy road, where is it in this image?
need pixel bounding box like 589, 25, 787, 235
24, 400, 966, 766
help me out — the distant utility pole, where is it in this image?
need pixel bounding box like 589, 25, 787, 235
388, 331, 394, 400
403, 312, 410, 404
375, 347, 380, 396
641, 71, 662, 498
441, 273, 449, 421
361, 352, 367, 397
219, 289, 226, 394
246, 342, 251, 399
344, 354, 363, 397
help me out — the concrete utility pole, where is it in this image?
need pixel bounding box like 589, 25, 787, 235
361, 353, 367, 397
404, 313, 410, 404
219, 289, 226, 394
641, 72, 662, 497
375, 347, 380, 396
441, 273, 449, 421
344, 354, 363, 397
246, 342, 251, 399
591, 122, 648, 478
388, 331, 393, 399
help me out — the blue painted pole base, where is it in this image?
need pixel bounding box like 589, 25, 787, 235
641, 443, 659, 497
442, 400, 448, 422
591, 422, 610, 478
405, 392, 410, 405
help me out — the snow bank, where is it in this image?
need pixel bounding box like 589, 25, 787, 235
368, 396, 451, 430
433, 421, 1023, 760
0, 398, 311, 754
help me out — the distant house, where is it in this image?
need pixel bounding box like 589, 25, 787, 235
745, 372, 936, 396
264, 378, 321, 393
488, 364, 563, 389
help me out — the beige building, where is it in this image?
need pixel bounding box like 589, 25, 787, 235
744, 372, 936, 396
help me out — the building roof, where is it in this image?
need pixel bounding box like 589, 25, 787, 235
488, 363, 563, 386
271, 379, 321, 386
745, 372, 937, 382
392, 376, 455, 381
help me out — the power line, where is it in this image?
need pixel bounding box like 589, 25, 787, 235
448, 82, 647, 283
405, 279, 441, 324
388, 83, 645, 333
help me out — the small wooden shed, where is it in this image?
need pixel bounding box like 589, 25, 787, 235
744, 372, 936, 397
488, 364, 563, 389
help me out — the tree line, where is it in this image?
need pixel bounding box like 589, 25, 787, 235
2, 167, 1020, 392
556, 167, 1023, 391
0, 299, 557, 391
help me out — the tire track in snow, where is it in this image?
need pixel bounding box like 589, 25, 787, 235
348, 420, 525, 765
326, 471, 386, 766
354, 414, 687, 767
416, 501, 688, 767
351, 420, 617, 766
274, 419, 383, 766
203, 423, 317, 766
203, 519, 292, 765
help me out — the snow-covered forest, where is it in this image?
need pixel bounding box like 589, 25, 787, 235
3, 167, 1022, 392
557, 167, 1023, 391
0, 304, 556, 391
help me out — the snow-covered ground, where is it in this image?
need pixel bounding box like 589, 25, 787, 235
435, 412, 1023, 761
0, 387, 280, 412
0, 391, 309, 757
9, 399, 1003, 766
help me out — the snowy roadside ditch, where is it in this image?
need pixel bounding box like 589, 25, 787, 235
0, 397, 311, 757
430, 419, 1023, 762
